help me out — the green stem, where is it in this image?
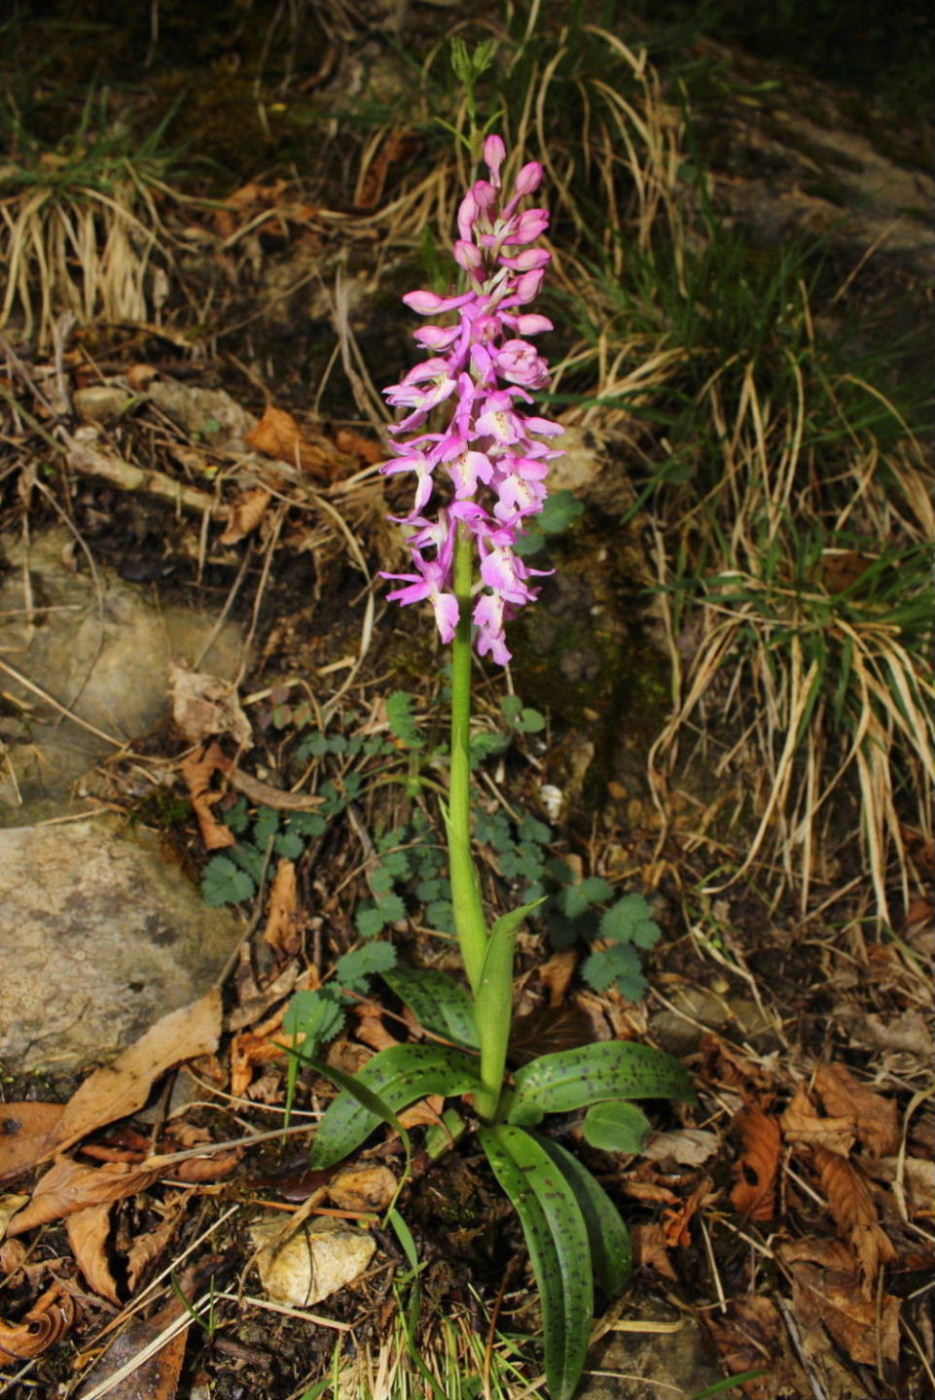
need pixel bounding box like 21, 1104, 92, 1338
447, 524, 520, 1123
448, 523, 488, 997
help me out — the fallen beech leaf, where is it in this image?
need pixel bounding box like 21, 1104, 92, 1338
0, 1193, 29, 1238
538, 949, 578, 1007
327, 1165, 397, 1213
170, 1148, 243, 1183
333, 427, 385, 464
0, 1281, 75, 1360
180, 741, 236, 851
780, 1082, 855, 1156
813, 1146, 895, 1290
662, 1174, 715, 1248
642, 1128, 719, 1166
814, 1063, 900, 1157
862, 1009, 933, 1057
730, 1104, 781, 1221
170, 662, 252, 747
631, 1223, 679, 1282
126, 1195, 189, 1294
7, 1159, 162, 1236
0, 1237, 27, 1275
707, 1296, 782, 1400
262, 859, 302, 956
0, 1103, 64, 1181
620, 1180, 680, 1205
355, 1012, 399, 1053
219, 486, 273, 545
865, 1154, 935, 1217
779, 1235, 857, 1272
247, 404, 333, 481
396, 1094, 446, 1132
788, 1259, 900, 1366
67, 1202, 120, 1304
699, 1034, 769, 1094
230, 1029, 281, 1097
75, 1288, 192, 1399
52, 990, 222, 1156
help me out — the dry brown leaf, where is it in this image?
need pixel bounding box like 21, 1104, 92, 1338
662, 1174, 715, 1248
126, 1196, 189, 1294
814, 1063, 900, 1157
1, 1193, 30, 1243
813, 1145, 896, 1291
707, 1296, 782, 1400
52, 990, 222, 1156
730, 1104, 781, 1221
0, 1236, 28, 1276
228, 766, 324, 811
0, 1281, 75, 1360
75, 1291, 191, 1399
781, 1082, 856, 1156
230, 1029, 282, 1097
355, 1011, 400, 1053
333, 427, 385, 464
396, 1094, 446, 1132
126, 363, 159, 392
788, 1259, 900, 1367
699, 1034, 770, 1093
0, 1103, 64, 1182
247, 404, 333, 481
620, 1180, 680, 1206
865, 1154, 935, 1217
779, 1235, 857, 1272
169, 1148, 243, 1184
641, 1128, 719, 1166
6, 1159, 162, 1237
327, 1165, 397, 1213
262, 858, 302, 956
179, 741, 236, 851
630, 1222, 679, 1282
219, 486, 273, 545
67, 1202, 120, 1304
538, 949, 579, 1007
170, 662, 252, 747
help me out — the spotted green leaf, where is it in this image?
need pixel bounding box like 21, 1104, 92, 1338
533, 1133, 632, 1298
381, 966, 478, 1048
478, 1124, 592, 1400
309, 1044, 481, 1168
507, 1040, 696, 1126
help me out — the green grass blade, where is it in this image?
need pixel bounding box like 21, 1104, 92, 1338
309, 1045, 481, 1168
479, 1124, 593, 1400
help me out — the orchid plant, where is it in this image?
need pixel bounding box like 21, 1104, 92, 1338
303, 111, 694, 1400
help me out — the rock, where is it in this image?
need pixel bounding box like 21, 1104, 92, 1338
0, 527, 244, 823
250, 1215, 376, 1307
73, 385, 137, 424
0, 816, 242, 1074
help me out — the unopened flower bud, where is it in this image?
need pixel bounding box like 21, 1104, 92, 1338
484, 134, 506, 183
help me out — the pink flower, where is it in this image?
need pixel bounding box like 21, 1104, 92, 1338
380, 136, 562, 663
